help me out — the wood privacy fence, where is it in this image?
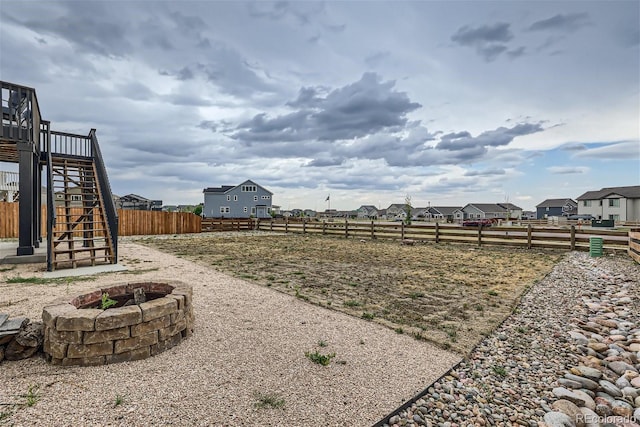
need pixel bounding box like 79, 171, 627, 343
630, 229, 640, 263
0, 202, 201, 238
256, 219, 630, 252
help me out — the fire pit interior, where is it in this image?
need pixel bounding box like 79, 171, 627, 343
42, 281, 193, 366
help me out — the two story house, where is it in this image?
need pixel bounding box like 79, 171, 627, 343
203, 180, 273, 219
576, 185, 640, 221
357, 205, 379, 219
535, 198, 577, 219
458, 203, 523, 220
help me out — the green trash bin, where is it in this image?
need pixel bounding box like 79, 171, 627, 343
589, 237, 603, 257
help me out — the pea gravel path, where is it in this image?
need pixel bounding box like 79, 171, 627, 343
0, 241, 460, 426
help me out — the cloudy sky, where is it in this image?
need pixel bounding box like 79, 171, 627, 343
1, 1, 638, 211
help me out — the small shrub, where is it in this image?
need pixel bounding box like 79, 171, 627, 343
394, 327, 404, 334
361, 312, 374, 320
114, 394, 125, 407
409, 292, 424, 299
305, 351, 335, 366
317, 340, 328, 348
343, 300, 361, 307
254, 392, 285, 409
492, 365, 507, 377
488, 290, 498, 296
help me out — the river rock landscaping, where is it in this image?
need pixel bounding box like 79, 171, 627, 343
379, 251, 639, 427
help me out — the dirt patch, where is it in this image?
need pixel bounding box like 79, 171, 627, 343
139, 233, 562, 354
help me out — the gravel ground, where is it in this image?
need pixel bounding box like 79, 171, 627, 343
380, 251, 640, 427
0, 240, 460, 426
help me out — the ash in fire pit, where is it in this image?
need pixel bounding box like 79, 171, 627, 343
42, 281, 194, 366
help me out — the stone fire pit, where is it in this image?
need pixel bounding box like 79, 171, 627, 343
42, 281, 193, 366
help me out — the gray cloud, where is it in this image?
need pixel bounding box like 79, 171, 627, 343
572, 141, 640, 160
436, 123, 544, 151
547, 166, 589, 174
528, 13, 590, 33
365, 51, 391, 68
231, 72, 421, 142
464, 168, 506, 177
451, 22, 513, 45
305, 158, 345, 167
451, 22, 514, 62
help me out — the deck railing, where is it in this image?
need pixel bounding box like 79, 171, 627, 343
46, 130, 93, 158
90, 129, 118, 260
1, 81, 41, 148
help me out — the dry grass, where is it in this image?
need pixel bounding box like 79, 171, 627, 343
140, 233, 562, 354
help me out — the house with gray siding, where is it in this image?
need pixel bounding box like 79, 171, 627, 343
203, 180, 273, 219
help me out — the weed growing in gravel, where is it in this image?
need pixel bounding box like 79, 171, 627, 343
0, 265, 16, 272
114, 394, 125, 407
361, 312, 374, 320
294, 286, 309, 301
409, 292, 424, 299
122, 268, 160, 275
305, 351, 336, 366
0, 410, 12, 421
317, 340, 328, 348
492, 365, 507, 377
516, 326, 527, 334
343, 300, 361, 307
395, 327, 404, 334
487, 290, 498, 296
24, 384, 39, 407
7, 276, 51, 284
254, 392, 285, 409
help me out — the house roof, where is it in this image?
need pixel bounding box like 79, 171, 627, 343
465, 203, 507, 213
121, 194, 150, 202
387, 203, 406, 210
203, 179, 273, 195
429, 206, 462, 216
358, 205, 377, 211
535, 198, 577, 208
576, 185, 640, 200
497, 202, 523, 211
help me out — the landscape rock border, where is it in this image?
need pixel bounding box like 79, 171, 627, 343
42, 280, 194, 366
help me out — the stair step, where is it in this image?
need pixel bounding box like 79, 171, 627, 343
53, 247, 112, 255
0, 313, 8, 329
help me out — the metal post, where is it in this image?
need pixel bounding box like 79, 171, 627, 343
435, 222, 440, 243
17, 142, 35, 255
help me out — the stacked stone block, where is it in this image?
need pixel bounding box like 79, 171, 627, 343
42, 281, 194, 366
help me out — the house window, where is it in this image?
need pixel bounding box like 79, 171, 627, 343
583, 200, 591, 207
251, 207, 256, 215
220, 206, 230, 213
261, 195, 270, 200
546, 207, 549, 211
55, 194, 63, 199
241, 185, 257, 192
608, 198, 620, 207
609, 214, 620, 220
233, 195, 238, 201
227, 195, 230, 201
254, 196, 258, 201
243, 207, 248, 212
599, 200, 603, 206
71, 195, 82, 202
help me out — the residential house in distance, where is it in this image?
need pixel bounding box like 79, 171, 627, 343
0, 170, 18, 202
117, 194, 163, 211
458, 203, 523, 220
576, 185, 640, 221
535, 198, 578, 219
386, 203, 408, 220
55, 186, 83, 207
498, 203, 523, 220
203, 180, 273, 219
427, 206, 461, 222
357, 205, 379, 219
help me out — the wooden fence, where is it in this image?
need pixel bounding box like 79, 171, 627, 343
256, 219, 630, 252
201, 218, 254, 232
0, 202, 201, 238
629, 228, 640, 263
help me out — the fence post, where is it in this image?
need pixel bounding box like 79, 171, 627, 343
527, 224, 532, 249
435, 222, 440, 243
285, 217, 289, 233
303, 219, 306, 234
345, 219, 349, 239
323, 220, 327, 235
270, 219, 273, 231
370, 220, 375, 239
478, 224, 483, 247
401, 221, 405, 240
570, 225, 575, 251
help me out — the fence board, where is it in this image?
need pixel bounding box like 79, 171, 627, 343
629, 229, 640, 263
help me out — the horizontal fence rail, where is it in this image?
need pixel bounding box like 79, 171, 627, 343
256, 219, 630, 252
0, 203, 201, 238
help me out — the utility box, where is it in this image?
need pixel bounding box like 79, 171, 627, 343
592, 219, 614, 228
589, 237, 604, 257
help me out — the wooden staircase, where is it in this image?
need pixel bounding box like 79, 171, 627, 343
49, 155, 115, 269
